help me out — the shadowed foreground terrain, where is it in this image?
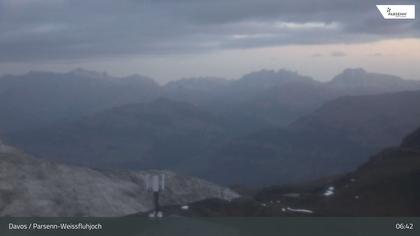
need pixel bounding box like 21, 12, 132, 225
147, 127, 420, 217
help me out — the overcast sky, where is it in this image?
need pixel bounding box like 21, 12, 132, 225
0, 0, 419, 82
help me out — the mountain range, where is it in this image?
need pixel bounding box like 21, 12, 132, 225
0, 69, 160, 134
2, 68, 420, 187
2, 68, 420, 135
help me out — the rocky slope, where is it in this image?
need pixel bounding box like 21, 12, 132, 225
0, 141, 238, 217
254, 126, 420, 216
320, 126, 420, 216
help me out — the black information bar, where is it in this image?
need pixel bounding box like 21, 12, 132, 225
1, 217, 419, 236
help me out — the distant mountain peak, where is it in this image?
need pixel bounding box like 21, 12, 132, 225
123, 74, 150, 80
331, 68, 402, 83
237, 69, 313, 90
241, 69, 307, 81
164, 77, 231, 92
69, 68, 110, 79
327, 68, 419, 92
340, 68, 367, 75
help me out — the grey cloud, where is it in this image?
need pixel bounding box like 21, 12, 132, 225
0, 0, 418, 62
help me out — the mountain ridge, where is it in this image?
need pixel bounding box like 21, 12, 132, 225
6, 97, 230, 170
